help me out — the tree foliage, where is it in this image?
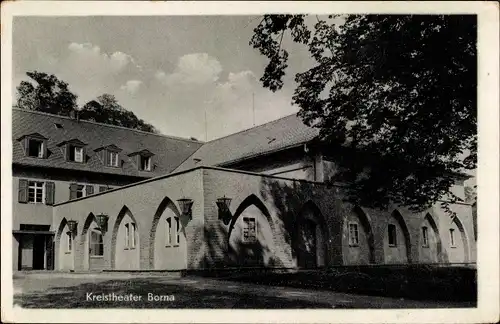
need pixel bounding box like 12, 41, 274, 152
80, 94, 158, 133
250, 15, 477, 212
15, 71, 157, 133
16, 71, 77, 116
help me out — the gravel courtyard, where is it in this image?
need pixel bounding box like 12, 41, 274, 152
12, 273, 475, 309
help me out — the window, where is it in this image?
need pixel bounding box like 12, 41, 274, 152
166, 217, 179, 246
140, 156, 151, 171
70, 146, 84, 163
66, 231, 72, 252
76, 185, 85, 198
174, 218, 180, 245
28, 139, 44, 158
388, 224, 397, 246
125, 223, 130, 248
422, 226, 429, 247
243, 217, 257, 243
349, 223, 359, 246
90, 230, 104, 256
449, 229, 456, 247
28, 181, 44, 203
108, 151, 119, 167
130, 223, 136, 248
166, 218, 172, 246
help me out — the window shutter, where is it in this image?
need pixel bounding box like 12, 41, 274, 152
65, 144, 71, 161
24, 138, 30, 156
103, 150, 109, 166
18, 179, 28, 203
42, 139, 48, 159
82, 147, 86, 163
45, 182, 55, 205
136, 155, 141, 170
99, 186, 107, 193
86, 185, 94, 196
69, 183, 78, 200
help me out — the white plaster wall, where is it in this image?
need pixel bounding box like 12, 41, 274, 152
154, 207, 187, 270
115, 212, 140, 270
229, 205, 275, 266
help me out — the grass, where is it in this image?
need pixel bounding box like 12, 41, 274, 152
206, 265, 477, 303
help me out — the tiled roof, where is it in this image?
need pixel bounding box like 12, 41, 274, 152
12, 109, 204, 177
173, 114, 319, 172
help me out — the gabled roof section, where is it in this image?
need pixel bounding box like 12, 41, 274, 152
56, 138, 87, 147
16, 132, 48, 141
173, 113, 319, 172
128, 149, 155, 157
94, 144, 122, 152
12, 108, 204, 177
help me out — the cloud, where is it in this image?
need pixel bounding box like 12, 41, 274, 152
120, 80, 143, 94
67, 43, 138, 73
156, 53, 222, 86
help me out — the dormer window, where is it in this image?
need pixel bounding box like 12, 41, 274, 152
74, 147, 84, 163
28, 138, 44, 158
109, 151, 119, 167
128, 149, 155, 172
17, 133, 48, 159
140, 155, 151, 171
57, 139, 87, 163
94, 144, 122, 168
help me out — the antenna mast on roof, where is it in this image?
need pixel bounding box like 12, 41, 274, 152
204, 109, 208, 141
252, 92, 255, 127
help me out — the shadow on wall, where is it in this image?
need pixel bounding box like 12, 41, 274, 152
260, 177, 328, 265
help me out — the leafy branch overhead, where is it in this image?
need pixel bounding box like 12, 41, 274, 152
250, 15, 477, 212
15, 71, 158, 133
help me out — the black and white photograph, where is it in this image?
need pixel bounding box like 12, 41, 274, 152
1, 1, 498, 323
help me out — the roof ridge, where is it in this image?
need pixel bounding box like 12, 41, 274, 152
205, 112, 301, 143
12, 108, 204, 144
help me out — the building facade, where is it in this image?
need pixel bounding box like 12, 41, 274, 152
12, 108, 476, 272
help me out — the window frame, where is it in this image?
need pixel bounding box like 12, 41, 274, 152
130, 223, 136, 249
140, 155, 152, 171
89, 229, 104, 257
348, 222, 360, 247
124, 223, 130, 249
27, 138, 44, 158
73, 146, 84, 163
108, 151, 119, 167
449, 228, 456, 247
242, 217, 257, 243
422, 226, 429, 247
66, 231, 72, 253
28, 181, 45, 204
388, 224, 397, 247
75, 184, 85, 199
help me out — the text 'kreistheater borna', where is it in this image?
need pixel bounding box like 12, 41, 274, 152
12, 108, 476, 272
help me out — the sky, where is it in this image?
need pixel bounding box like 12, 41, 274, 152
12, 16, 320, 141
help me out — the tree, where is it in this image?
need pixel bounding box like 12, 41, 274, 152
15, 72, 158, 133
16, 71, 77, 116
80, 94, 158, 133
250, 15, 476, 212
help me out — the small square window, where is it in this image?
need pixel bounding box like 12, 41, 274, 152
243, 217, 257, 243
28, 139, 44, 158
388, 224, 397, 246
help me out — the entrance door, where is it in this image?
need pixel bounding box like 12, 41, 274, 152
32, 235, 45, 270
299, 219, 317, 269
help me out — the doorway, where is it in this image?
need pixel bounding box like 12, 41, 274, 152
298, 219, 318, 269
32, 235, 46, 270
